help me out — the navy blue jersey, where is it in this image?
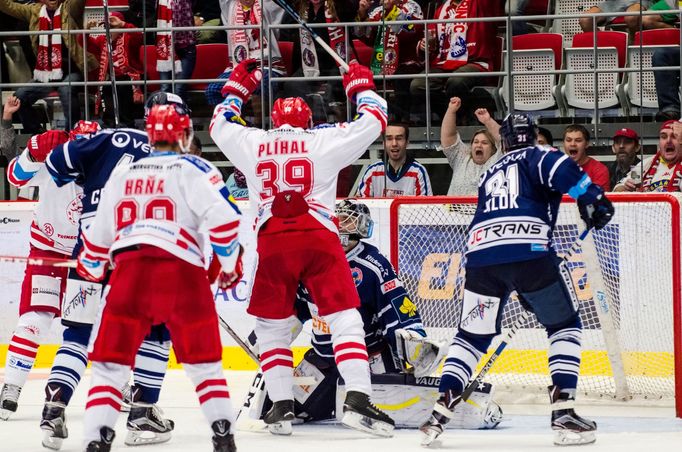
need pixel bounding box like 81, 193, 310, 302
46, 128, 152, 222
466, 145, 592, 267
296, 241, 426, 361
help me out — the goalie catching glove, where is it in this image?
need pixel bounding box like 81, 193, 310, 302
395, 328, 447, 378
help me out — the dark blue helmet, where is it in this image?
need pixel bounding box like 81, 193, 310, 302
500, 114, 537, 151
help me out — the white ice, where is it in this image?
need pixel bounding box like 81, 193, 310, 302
1, 369, 681, 452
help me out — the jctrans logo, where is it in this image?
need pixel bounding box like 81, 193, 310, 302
0, 217, 20, 224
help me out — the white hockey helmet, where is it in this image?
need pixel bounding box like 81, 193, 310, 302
335, 199, 374, 241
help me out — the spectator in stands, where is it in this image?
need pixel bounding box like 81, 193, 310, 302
0, 0, 97, 134
579, 0, 651, 35
507, 0, 531, 35
1, 97, 21, 162
438, 97, 502, 195
356, 0, 424, 122
81, 13, 144, 128
606, 128, 641, 190
157, 0, 197, 101
562, 124, 610, 191
642, 0, 679, 29
123, 0, 156, 42
357, 122, 432, 197
206, 0, 285, 107
193, 0, 223, 44
653, 47, 681, 122
614, 120, 682, 192
409, 0, 503, 125
278, 0, 357, 122
537, 126, 554, 147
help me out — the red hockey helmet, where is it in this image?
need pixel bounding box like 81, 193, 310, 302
69, 120, 101, 141
271, 97, 313, 129
145, 104, 193, 151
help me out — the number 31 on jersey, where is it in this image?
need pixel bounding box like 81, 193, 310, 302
483, 164, 519, 213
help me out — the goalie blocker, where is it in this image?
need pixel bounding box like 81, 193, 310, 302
249, 349, 502, 430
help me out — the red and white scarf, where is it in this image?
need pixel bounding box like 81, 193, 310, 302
156, 0, 182, 72
94, 32, 143, 115
228, 0, 265, 67
300, 1, 347, 77
435, 0, 470, 68
35, 5, 63, 82
640, 152, 682, 192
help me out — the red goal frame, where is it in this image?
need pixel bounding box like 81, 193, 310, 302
389, 193, 682, 418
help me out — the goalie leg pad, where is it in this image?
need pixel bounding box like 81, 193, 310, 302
395, 329, 447, 378
292, 351, 339, 422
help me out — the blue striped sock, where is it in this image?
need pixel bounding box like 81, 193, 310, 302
46, 341, 88, 403
133, 339, 170, 403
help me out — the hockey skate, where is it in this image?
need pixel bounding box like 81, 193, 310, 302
549, 385, 597, 446
41, 383, 68, 450
211, 419, 237, 452
85, 426, 116, 452
341, 390, 395, 438
125, 386, 175, 446
120, 382, 132, 412
0, 383, 21, 420
419, 390, 462, 447
262, 399, 295, 435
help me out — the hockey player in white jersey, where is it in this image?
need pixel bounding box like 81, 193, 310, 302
420, 114, 614, 447
210, 59, 394, 437
76, 103, 243, 452
1, 129, 80, 420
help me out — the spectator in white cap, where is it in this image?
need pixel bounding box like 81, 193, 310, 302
606, 128, 640, 190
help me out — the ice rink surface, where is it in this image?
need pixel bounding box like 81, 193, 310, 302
1, 369, 681, 452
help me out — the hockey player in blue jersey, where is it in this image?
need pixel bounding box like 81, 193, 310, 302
419, 114, 614, 447
39, 93, 185, 450
252, 200, 502, 431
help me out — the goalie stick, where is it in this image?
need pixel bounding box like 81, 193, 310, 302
459, 228, 592, 403
271, 0, 349, 71
0, 254, 76, 268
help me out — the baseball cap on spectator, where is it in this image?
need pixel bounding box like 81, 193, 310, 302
614, 128, 638, 141
111, 11, 124, 20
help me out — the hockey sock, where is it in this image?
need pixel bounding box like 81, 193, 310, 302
83, 362, 129, 447
547, 318, 582, 391
184, 362, 235, 431
133, 338, 170, 403
254, 316, 299, 402
439, 332, 490, 394
46, 325, 91, 404
4, 311, 53, 388
325, 309, 371, 395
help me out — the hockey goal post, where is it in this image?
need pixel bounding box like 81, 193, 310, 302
389, 194, 682, 417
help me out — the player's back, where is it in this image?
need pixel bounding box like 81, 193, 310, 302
467, 145, 587, 267
47, 128, 152, 220
95, 153, 222, 267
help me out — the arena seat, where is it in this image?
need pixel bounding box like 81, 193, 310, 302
277, 41, 294, 76
351, 39, 373, 67
551, 0, 596, 47
188, 44, 229, 92
500, 33, 563, 111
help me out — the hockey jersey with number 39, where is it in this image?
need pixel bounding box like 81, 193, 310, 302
466, 145, 593, 267
209, 91, 388, 234
80, 153, 242, 272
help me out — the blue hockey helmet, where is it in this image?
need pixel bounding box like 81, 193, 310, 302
500, 114, 537, 151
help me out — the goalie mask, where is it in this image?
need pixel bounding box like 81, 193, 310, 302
336, 199, 374, 246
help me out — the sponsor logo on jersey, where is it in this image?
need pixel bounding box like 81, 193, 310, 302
351, 267, 363, 286
381, 278, 401, 294
398, 296, 418, 317
43, 223, 54, 237
66, 194, 84, 226
110, 132, 152, 152
531, 243, 548, 251
32, 286, 60, 297
209, 174, 222, 185
468, 218, 549, 251
364, 254, 389, 277
0, 217, 20, 224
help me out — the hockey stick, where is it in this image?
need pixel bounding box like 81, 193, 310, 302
101, 0, 120, 127
271, 0, 349, 71
0, 254, 76, 268
460, 228, 591, 403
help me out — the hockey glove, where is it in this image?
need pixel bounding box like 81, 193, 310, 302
217, 255, 243, 291
578, 190, 614, 231
342, 62, 376, 103
27, 130, 69, 163
221, 58, 263, 104
395, 328, 447, 378
76, 251, 108, 283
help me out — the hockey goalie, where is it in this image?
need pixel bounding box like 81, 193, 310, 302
248, 200, 503, 431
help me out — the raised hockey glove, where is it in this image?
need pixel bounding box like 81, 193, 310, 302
221, 58, 263, 104
395, 328, 447, 378
342, 62, 376, 103
76, 251, 108, 283
578, 189, 614, 231
27, 130, 69, 163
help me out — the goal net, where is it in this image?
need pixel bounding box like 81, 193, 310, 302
390, 194, 681, 412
